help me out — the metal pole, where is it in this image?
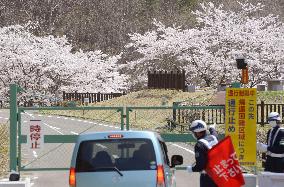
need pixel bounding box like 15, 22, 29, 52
9, 84, 18, 171
17, 110, 22, 172
120, 108, 124, 130
172, 102, 177, 121
126, 108, 130, 130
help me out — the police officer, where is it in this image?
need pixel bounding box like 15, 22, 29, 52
257, 112, 284, 173
186, 120, 218, 187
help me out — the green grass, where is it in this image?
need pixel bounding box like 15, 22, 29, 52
258, 91, 284, 103
0, 123, 9, 177
43, 88, 217, 130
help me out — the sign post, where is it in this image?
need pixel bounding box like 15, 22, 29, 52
9, 84, 18, 171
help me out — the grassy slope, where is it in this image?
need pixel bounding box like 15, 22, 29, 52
0, 123, 9, 177
45, 89, 284, 130
50, 88, 216, 130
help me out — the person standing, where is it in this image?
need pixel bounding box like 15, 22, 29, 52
186, 120, 218, 187
257, 112, 284, 173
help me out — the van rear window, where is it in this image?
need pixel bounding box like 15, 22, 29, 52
76, 138, 156, 172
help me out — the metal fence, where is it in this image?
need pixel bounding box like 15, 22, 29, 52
63, 91, 125, 103
175, 101, 284, 126
257, 101, 284, 126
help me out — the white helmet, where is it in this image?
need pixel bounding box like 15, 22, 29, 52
190, 120, 207, 133
268, 112, 281, 121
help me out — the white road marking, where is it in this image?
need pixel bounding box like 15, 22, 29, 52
114, 127, 120, 129
98, 124, 102, 126
25, 112, 35, 119
0, 117, 2, 118
88, 121, 93, 124
47, 116, 52, 118
103, 125, 108, 127
71, 131, 79, 135
4, 118, 8, 120
171, 143, 195, 155
64, 117, 68, 120
38, 114, 43, 117
57, 117, 61, 119
83, 120, 88, 123
71, 119, 75, 121
23, 121, 27, 123
77, 120, 82, 122
43, 123, 64, 135
109, 125, 113, 128
33, 151, 38, 158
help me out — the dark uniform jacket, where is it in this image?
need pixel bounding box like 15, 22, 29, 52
265, 126, 284, 173
192, 128, 218, 187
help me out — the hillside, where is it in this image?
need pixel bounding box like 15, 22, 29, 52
1, 0, 283, 54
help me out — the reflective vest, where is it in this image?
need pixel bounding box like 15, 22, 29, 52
198, 135, 218, 174
198, 135, 218, 150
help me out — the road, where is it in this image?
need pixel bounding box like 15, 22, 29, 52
0, 109, 200, 187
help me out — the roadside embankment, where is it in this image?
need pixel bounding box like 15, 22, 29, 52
0, 123, 9, 177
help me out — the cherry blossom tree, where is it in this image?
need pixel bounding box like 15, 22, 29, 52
65, 50, 128, 93
125, 2, 284, 88
0, 23, 128, 100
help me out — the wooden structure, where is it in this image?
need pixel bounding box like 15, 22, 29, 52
147, 70, 185, 91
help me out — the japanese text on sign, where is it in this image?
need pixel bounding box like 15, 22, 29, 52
212, 152, 242, 181
28, 120, 44, 149
225, 88, 257, 166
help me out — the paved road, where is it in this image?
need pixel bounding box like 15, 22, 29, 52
0, 109, 200, 187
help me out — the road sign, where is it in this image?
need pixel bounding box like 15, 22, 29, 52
225, 88, 257, 166
28, 120, 44, 149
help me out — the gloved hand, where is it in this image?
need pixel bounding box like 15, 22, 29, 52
187, 165, 193, 173
257, 142, 268, 153
208, 123, 216, 129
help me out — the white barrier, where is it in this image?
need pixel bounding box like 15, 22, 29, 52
243, 174, 257, 187
0, 178, 30, 187
258, 172, 284, 187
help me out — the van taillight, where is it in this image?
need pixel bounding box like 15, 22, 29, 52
156, 165, 165, 187
69, 167, 76, 187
